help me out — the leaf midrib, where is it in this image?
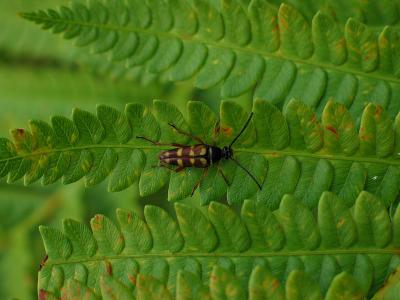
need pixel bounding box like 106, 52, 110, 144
2, 144, 400, 167
45, 247, 400, 267
25, 14, 400, 85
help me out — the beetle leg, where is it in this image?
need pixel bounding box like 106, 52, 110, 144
168, 123, 205, 144
136, 136, 186, 147
191, 168, 208, 196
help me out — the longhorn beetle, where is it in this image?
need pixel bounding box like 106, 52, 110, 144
137, 112, 262, 195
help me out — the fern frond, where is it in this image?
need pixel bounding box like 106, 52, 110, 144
39, 268, 368, 299
38, 192, 400, 298
1, 100, 399, 206
0, 0, 74, 60
21, 0, 400, 114
0, 62, 170, 140
264, 0, 400, 27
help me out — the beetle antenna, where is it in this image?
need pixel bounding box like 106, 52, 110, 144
229, 112, 254, 148
231, 157, 262, 190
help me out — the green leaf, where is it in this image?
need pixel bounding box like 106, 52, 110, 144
285, 99, 323, 152
21, 0, 400, 110
278, 4, 313, 59
1, 100, 399, 207
359, 103, 394, 158
248, 266, 285, 300
90, 214, 124, 255
278, 195, 320, 250
208, 202, 250, 252
345, 18, 378, 72
220, 101, 256, 147
353, 192, 391, 248
136, 274, 173, 299
317, 192, 357, 248
175, 203, 217, 252
322, 100, 359, 155
144, 205, 184, 253
177, 270, 210, 300
116, 208, 152, 253
210, 266, 245, 300
227, 152, 266, 204
62, 219, 97, 257
61, 279, 98, 300
257, 156, 300, 209
187, 101, 218, 144
38, 194, 399, 298
325, 272, 364, 300
253, 99, 289, 150
285, 270, 322, 300
241, 200, 284, 251
312, 12, 346, 65
100, 274, 132, 300
39, 226, 72, 260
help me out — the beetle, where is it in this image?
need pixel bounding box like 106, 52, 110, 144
137, 112, 262, 195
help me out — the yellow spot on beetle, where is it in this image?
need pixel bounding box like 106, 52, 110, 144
164, 158, 171, 164
178, 159, 183, 166
200, 158, 207, 165
189, 148, 195, 156
177, 148, 183, 157
190, 158, 195, 164
199, 147, 207, 155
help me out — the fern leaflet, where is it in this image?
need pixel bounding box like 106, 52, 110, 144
0, 100, 399, 206
38, 192, 400, 298
21, 0, 400, 115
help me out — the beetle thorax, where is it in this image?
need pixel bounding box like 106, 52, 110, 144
222, 146, 233, 159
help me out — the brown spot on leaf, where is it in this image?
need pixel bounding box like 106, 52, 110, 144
271, 279, 280, 291
336, 38, 346, 49
38, 289, 49, 300
364, 55, 369, 61
127, 212, 132, 223
128, 274, 137, 285
325, 125, 338, 137
279, 15, 289, 30
337, 218, 345, 228
92, 215, 103, 231
270, 152, 280, 157
221, 127, 233, 136
309, 113, 317, 123
375, 106, 382, 118
17, 128, 25, 136
39, 254, 48, 271
106, 260, 113, 276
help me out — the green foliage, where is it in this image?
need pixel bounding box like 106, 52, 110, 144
0, 63, 170, 135
0, 0, 166, 86
5, 0, 400, 297
21, 0, 400, 117
38, 193, 399, 298
265, 0, 400, 26
0, 100, 399, 207
0, 0, 73, 60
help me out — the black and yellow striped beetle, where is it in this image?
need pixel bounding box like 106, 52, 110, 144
137, 113, 262, 195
